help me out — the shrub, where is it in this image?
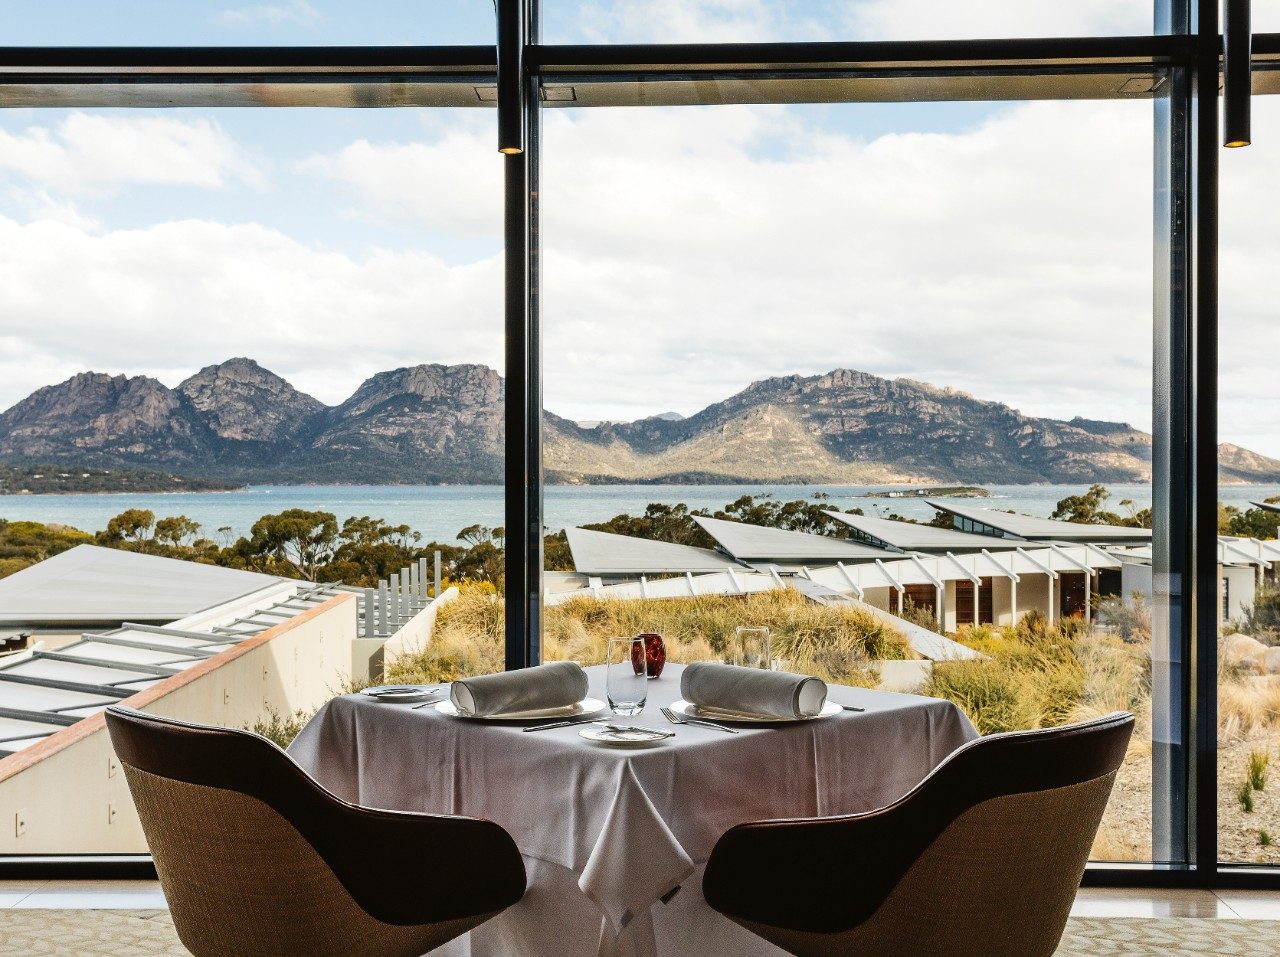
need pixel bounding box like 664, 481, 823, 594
247, 706, 312, 749
898, 596, 944, 635
1239, 778, 1256, 814
1250, 750, 1270, 791
925, 611, 1152, 735
1095, 594, 1152, 645
1261, 830, 1273, 848
1240, 582, 1280, 644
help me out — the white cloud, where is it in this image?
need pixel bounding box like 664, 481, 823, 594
298, 116, 499, 239
218, 1, 319, 27
3, 95, 1279, 463
529, 102, 1157, 437
558, 0, 1151, 43
0, 216, 502, 408
845, 0, 1152, 40
570, 0, 829, 43
0, 113, 261, 197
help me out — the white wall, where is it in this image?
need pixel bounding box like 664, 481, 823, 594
0, 593, 356, 855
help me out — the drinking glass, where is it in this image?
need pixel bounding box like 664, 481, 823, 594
607, 637, 648, 715
734, 626, 773, 670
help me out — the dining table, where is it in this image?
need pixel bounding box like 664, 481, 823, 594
287, 663, 979, 957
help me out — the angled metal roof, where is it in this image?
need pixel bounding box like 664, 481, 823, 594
926, 499, 1152, 543
566, 527, 745, 576
0, 544, 289, 626
823, 511, 1024, 553
0, 579, 350, 758
1252, 501, 1280, 514
693, 515, 890, 564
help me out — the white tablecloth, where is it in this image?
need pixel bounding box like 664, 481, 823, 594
288, 664, 978, 957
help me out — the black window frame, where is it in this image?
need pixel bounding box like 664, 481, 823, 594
1, 0, 1275, 890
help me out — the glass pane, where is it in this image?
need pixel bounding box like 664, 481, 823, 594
1255, 1, 1280, 33
542, 0, 1158, 44
0, 103, 503, 852
1217, 95, 1280, 866
541, 94, 1165, 862
4, 0, 493, 45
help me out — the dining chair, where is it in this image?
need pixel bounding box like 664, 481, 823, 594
106, 705, 526, 957
703, 711, 1134, 957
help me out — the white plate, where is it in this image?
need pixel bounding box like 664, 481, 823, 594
669, 699, 843, 723
579, 726, 672, 747
435, 697, 607, 721
359, 685, 441, 704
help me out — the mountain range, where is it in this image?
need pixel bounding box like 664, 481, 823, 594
1, 359, 1277, 486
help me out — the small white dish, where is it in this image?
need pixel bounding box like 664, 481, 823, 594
435, 697, 607, 721
579, 725, 672, 747
668, 699, 843, 723
359, 685, 440, 704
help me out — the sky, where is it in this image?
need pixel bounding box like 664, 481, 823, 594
0, 2, 1278, 458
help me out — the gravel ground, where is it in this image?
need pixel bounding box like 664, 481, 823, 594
1091, 733, 1280, 863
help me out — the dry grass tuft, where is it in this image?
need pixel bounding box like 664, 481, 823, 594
1220, 677, 1280, 745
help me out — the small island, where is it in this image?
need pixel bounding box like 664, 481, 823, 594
0, 463, 240, 496
861, 486, 990, 499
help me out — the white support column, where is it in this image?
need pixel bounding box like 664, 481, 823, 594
363, 588, 376, 639
835, 562, 864, 600
378, 582, 390, 637
418, 557, 429, 598
389, 572, 401, 623
434, 550, 442, 598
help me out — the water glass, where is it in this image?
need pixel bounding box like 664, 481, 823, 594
607, 637, 648, 715
734, 626, 772, 670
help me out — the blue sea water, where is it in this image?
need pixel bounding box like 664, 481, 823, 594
2, 482, 1279, 544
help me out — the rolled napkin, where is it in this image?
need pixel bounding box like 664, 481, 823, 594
681, 662, 827, 719
450, 661, 590, 717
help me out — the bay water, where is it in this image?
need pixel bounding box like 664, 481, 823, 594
3, 482, 1279, 544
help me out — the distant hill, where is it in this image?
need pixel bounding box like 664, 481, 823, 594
0, 463, 237, 495
2, 360, 1278, 486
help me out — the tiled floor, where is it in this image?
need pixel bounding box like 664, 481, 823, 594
0, 881, 167, 910
0, 882, 1277, 919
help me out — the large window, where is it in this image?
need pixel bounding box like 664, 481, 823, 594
0, 0, 1275, 886
1217, 95, 1280, 866
540, 96, 1162, 861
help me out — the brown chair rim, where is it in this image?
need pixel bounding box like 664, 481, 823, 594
106, 704, 526, 927
703, 710, 1135, 934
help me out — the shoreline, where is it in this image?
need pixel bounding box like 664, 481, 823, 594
3, 479, 1280, 500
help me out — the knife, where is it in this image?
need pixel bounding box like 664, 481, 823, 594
522, 716, 608, 732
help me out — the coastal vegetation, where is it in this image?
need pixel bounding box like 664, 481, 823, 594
0, 462, 236, 495
3, 487, 1277, 587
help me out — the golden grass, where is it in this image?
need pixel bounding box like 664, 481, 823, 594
923, 613, 1151, 736
386, 585, 912, 685
1220, 677, 1280, 745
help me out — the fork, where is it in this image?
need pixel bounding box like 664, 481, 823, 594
661, 706, 739, 734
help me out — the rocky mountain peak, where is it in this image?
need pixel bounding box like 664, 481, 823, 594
177, 358, 326, 444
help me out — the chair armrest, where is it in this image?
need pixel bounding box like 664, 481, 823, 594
108, 706, 526, 926
703, 712, 1133, 933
